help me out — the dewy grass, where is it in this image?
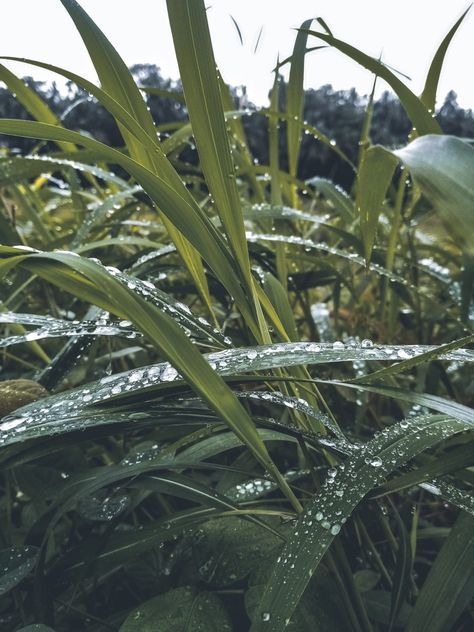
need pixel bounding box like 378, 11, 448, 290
0, 1, 473, 630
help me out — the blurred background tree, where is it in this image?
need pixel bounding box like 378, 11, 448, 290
1, 64, 473, 190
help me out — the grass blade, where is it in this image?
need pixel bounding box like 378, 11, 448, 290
166, 0, 257, 319
406, 511, 474, 632
301, 28, 441, 136
58, 0, 215, 321
287, 20, 313, 189
356, 145, 398, 264
420, 6, 471, 112
0, 248, 300, 510
250, 414, 472, 630
0, 63, 76, 153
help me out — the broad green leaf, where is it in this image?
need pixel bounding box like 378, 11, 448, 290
341, 382, 474, 426
394, 135, 474, 253
356, 145, 398, 264
0, 155, 131, 189
119, 587, 232, 631
406, 511, 474, 632
269, 68, 282, 210
302, 29, 441, 136
58, 0, 156, 144
262, 272, 298, 342
250, 414, 472, 630
0, 545, 39, 595
378, 438, 474, 496
352, 334, 474, 383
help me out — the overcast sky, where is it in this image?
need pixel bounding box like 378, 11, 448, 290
1, 0, 473, 109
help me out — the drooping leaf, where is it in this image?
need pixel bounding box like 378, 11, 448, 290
0, 248, 300, 508
394, 135, 474, 254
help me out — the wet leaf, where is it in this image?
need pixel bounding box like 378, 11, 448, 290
119, 586, 232, 631
0, 545, 39, 595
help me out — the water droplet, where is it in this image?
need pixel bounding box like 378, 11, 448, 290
361, 339, 374, 348
262, 612, 271, 622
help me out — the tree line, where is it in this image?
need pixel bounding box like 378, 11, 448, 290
1, 63, 473, 189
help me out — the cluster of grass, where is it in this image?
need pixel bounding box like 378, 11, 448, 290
0, 1, 473, 630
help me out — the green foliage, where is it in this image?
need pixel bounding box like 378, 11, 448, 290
0, 2, 473, 631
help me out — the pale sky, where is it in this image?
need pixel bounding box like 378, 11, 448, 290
1, 0, 473, 109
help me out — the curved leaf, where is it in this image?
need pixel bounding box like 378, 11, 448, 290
394, 135, 474, 253
302, 29, 441, 135
250, 414, 472, 630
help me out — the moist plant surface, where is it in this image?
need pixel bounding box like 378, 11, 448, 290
0, 2, 473, 631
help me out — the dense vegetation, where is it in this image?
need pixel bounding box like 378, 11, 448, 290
2, 68, 474, 191
0, 1, 473, 631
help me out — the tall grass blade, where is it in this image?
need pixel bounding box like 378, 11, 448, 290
356, 145, 398, 264
406, 511, 474, 632
287, 20, 313, 190
166, 0, 257, 317
58, 0, 214, 319
420, 7, 471, 112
